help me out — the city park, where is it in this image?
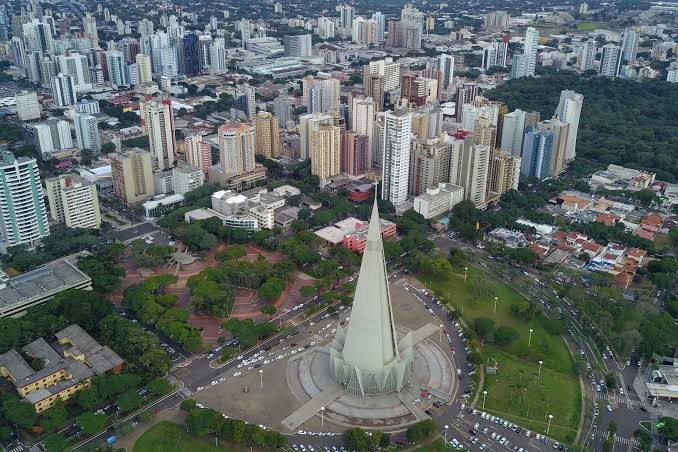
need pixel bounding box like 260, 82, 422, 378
419, 263, 582, 444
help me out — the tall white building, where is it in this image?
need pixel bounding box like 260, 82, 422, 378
140, 98, 176, 170
351, 96, 375, 165
0, 152, 50, 248
316, 17, 335, 39
218, 122, 256, 176
451, 141, 490, 210
50, 73, 78, 107
56, 53, 91, 91
209, 38, 227, 73
381, 109, 412, 207
74, 113, 101, 155
599, 44, 622, 78
500, 109, 527, 157
438, 54, 455, 90
283, 34, 312, 57
364, 57, 401, 91
581, 40, 596, 71
105, 50, 128, 88
238, 84, 256, 119
15, 91, 41, 121
34, 119, 73, 158
44, 174, 101, 229
83, 13, 99, 42
371, 12, 385, 42
337, 4, 355, 29
302, 74, 340, 114
171, 165, 204, 195
555, 90, 583, 162
621, 29, 639, 62
299, 113, 334, 160
512, 27, 539, 78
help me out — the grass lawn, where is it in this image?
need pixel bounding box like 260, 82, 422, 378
577, 21, 608, 31
419, 265, 581, 444
420, 266, 574, 375
481, 347, 581, 444
415, 438, 447, 450
133, 421, 244, 452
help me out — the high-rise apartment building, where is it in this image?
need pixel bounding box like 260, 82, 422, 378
171, 166, 204, 195
218, 122, 256, 177
511, 27, 539, 78
140, 98, 176, 170
381, 109, 412, 207
110, 149, 155, 204
599, 44, 622, 78
34, 119, 73, 157
15, 91, 41, 121
74, 114, 101, 154
273, 97, 293, 128
409, 139, 452, 196
105, 50, 128, 88
44, 175, 101, 229
50, 73, 78, 107
555, 90, 583, 162
253, 112, 280, 159
363, 57, 401, 92
520, 120, 568, 180
237, 84, 257, 119
302, 74, 340, 114
83, 13, 98, 42
487, 149, 521, 196
482, 39, 509, 70
438, 54, 455, 90
135, 53, 152, 83
56, 53, 91, 91
183, 134, 212, 176
450, 139, 490, 209
350, 96, 375, 165
341, 133, 369, 176
283, 34, 312, 57
0, 152, 50, 248
581, 40, 596, 71
621, 29, 639, 62
299, 113, 333, 160
337, 4, 355, 29
500, 109, 527, 157
351, 17, 379, 46
473, 116, 497, 148
310, 123, 341, 180
484, 11, 510, 31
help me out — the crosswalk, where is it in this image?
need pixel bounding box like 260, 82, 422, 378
593, 392, 641, 407
6, 446, 25, 452
593, 430, 638, 446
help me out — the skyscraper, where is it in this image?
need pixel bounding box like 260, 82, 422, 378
310, 123, 341, 180
283, 34, 312, 58
302, 74, 340, 114
34, 119, 73, 158
438, 54, 455, 90
500, 109, 527, 156
218, 123, 256, 177
450, 139, 490, 209
350, 96, 375, 165
520, 122, 568, 180
337, 4, 355, 29
74, 114, 101, 155
44, 175, 101, 229
238, 84, 256, 119
621, 29, 639, 62
409, 139, 452, 196
135, 53, 153, 83
110, 149, 155, 204
512, 27, 539, 78
371, 12, 385, 42
363, 57, 401, 91
487, 148, 521, 196
56, 53, 91, 91
363, 75, 385, 111
273, 97, 293, 128
15, 91, 41, 121
599, 44, 622, 78
253, 112, 280, 159
329, 197, 413, 396
183, 134, 212, 176
341, 133, 369, 176
105, 50, 128, 88
581, 40, 596, 71
140, 98, 176, 170
0, 152, 50, 248
381, 109, 412, 207
299, 113, 334, 160
83, 13, 98, 42
555, 90, 583, 162
50, 73, 78, 107
484, 11, 510, 31
183, 33, 200, 75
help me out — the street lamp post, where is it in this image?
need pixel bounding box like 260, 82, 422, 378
482, 390, 488, 410
538, 360, 543, 379
259, 369, 263, 388
464, 267, 468, 282
494, 297, 498, 315
547, 414, 553, 435
528, 329, 534, 347
444, 424, 449, 446
439, 324, 444, 343
320, 406, 325, 427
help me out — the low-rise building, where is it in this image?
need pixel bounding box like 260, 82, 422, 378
487, 228, 529, 248
0, 256, 91, 318
0, 324, 123, 413
143, 194, 185, 218
314, 215, 397, 253
172, 165, 204, 195
413, 183, 464, 219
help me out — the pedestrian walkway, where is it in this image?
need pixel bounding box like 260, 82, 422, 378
594, 430, 638, 446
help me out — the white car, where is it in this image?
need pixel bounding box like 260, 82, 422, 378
196, 386, 204, 391
233, 371, 241, 377
211, 381, 218, 385
196, 403, 205, 408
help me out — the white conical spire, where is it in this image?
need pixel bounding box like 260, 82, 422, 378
341, 197, 399, 370
329, 195, 412, 397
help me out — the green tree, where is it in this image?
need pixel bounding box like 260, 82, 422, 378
343, 427, 372, 451
473, 317, 495, 338
77, 412, 106, 434
493, 326, 520, 345
261, 304, 277, 316
44, 435, 69, 452
148, 378, 173, 396
658, 416, 678, 441
180, 399, 197, 412
2, 398, 37, 429
40, 399, 69, 432
633, 428, 653, 451
117, 390, 143, 412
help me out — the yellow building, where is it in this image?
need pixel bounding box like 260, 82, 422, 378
0, 325, 124, 413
